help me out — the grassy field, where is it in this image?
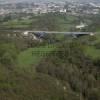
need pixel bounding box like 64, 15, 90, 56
84, 34, 100, 60
2, 19, 33, 29
18, 45, 56, 68
85, 46, 100, 59
0, 14, 79, 31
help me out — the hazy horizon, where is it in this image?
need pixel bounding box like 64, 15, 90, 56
0, 0, 100, 4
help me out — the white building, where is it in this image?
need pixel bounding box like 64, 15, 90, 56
22, 31, 42, 42
60, 9, 67, 13
76, 23, 88, 29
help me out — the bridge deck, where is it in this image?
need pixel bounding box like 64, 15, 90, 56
23, 31, 93, 35
0, 30, 95, 35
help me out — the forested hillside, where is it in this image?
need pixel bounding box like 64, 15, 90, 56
0, 33, 100, 100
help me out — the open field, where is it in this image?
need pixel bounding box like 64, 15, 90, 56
1, 19, 33, 29
84, 34, 100, 59
18, 45, 56, 67
0, 14, 80, 31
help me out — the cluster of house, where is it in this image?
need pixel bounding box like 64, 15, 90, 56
22, 31, 42, 42
0, 2, 100, 16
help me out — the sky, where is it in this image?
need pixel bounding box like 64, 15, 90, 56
0, 0, 100, 4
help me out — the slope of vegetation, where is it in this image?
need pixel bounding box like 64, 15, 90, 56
36, 40, 100, 100
0, 32, 100, 100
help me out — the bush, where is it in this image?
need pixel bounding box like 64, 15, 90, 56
0, 43, 18, 67
87, 88, 100, 100
95, 42, 100, 49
